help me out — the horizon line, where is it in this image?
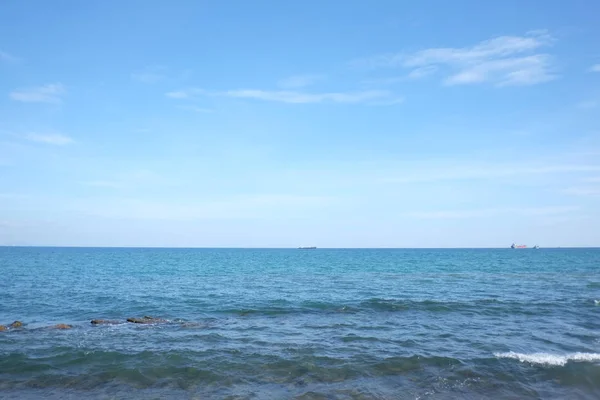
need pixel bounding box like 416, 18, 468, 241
0, 245, 597, 250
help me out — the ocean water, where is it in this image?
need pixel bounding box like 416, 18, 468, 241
1, 247, 599, 399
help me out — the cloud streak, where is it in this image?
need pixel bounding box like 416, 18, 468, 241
77, 194, 335, 220
563, 187, 600, 197
403, 206, 578, 219
0, 50, 19, 63
590, 64, 600, 73
167, 87, 402, 105
10, 83, 65, 103
222, 89, 394, 104
25, 133, 73, 145
131, 65, 167, 83
82, 169, 171, 191
381, 164, 600, 184
357, 30, 556, 86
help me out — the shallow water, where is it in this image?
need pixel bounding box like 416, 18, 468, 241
1, 247, 599, 399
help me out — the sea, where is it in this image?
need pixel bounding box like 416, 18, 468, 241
0, 247, 599, 399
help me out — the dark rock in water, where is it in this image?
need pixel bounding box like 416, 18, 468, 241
0, 325, 6, 332
9, 321, 23, 329
51, 324, 73, 330
126, 316, 167, 324
91, 319, 121, 325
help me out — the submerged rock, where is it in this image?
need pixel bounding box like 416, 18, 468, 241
179, 322, 205, 328
91, 319, 121, 325
126, 316, 167, 324
0, 321, 23, 331
51, 324, 73, 330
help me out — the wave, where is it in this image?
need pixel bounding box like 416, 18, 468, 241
494, 351, 600, 366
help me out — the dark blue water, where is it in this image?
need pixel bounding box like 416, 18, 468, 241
1, 247, 599, 399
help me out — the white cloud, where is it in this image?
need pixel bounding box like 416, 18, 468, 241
445, 55, 555, 86
0, 50, 19, 63
166, 90, 192, 99
407, 66, 438, 79
404, 206, 578, 219
10, 83, 65, 103
131, 65, 166, 83
278, 74, 324, 89
167, 87, 401, 105
221, 89, 395, 104
589, 64, 600, 72
356, 30, 556, 86
25, 133, 73, 145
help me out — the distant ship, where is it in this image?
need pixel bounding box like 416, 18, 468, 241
298, 246, 317, 250
511, 243, 527, 249
533, 245, 539, 249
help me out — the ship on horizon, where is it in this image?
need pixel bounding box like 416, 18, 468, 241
298, 246, 317, 250
511, 243, 527, 249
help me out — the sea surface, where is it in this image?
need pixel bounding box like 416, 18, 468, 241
1, 247, 599, 399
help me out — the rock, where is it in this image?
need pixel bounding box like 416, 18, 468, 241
126, 316, 167, 324
0, 325, 6, 331
91, 319, 121, 325
51, 324, 73, 330
9, 321, 23, 329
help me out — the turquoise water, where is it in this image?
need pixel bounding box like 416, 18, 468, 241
1, 247, 599, 399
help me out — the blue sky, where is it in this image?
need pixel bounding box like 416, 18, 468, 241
1, 1, 599, 247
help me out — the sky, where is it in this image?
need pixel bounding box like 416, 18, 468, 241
0, 0, 599, 248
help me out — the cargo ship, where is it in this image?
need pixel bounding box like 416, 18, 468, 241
298, 246, 317, 250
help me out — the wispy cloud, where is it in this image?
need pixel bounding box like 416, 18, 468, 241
356, 30, 556, 86
166, 87, 401, 105
445, 54, 554, 86
404, 206, 578, 219
25, 133, 73, 145
10, 83, 65, 103
222, 89, 395, 104
83, 180, 125, 189
577, 100, 597, 109
278, 74, 324, 89
82, 169, 168, 190
582, 176, 600, 183
0, 50, 19, 63
407, 65, 438, 80
0, 193, 28, 199
77, 194, 334, 220
589, 64, 600, 73
131, 65, 166, 83
362, 66, 437, 86
566, 187, 600, 196
563, 186, 600, 197
166, 90, 196, 99
381, 164, 600, 184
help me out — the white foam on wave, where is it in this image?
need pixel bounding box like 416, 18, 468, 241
494, 351, 600, 366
